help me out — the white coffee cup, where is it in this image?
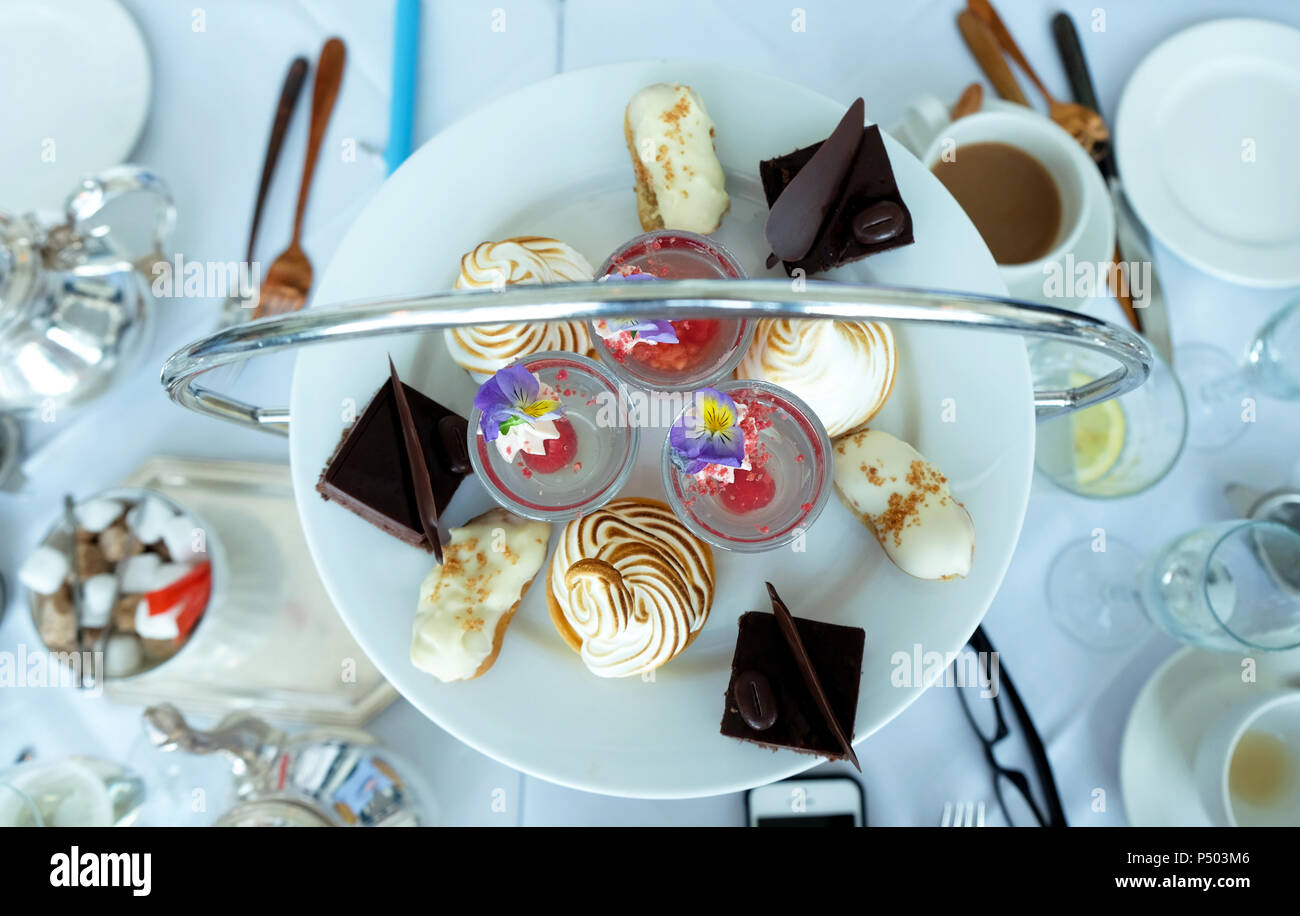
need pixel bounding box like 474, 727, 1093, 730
892, 95, 1099, 299
1193, 691, 1300, 827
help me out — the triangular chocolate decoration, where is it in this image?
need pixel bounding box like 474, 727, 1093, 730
766, 581, 860, 771
388, 356, 443, 564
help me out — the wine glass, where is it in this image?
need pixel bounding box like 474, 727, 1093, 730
1179, 295, 1300, 450
1031, 340, 1187, 498
1047, 520, 1300, 652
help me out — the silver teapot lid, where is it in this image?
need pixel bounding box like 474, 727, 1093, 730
144, 704, 430, 827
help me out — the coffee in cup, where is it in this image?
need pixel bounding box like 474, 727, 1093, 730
1195, 691, 1300, 826
931, 142, 1063, 266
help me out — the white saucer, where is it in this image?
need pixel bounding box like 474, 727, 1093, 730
1119, 644, 1300, 826
0, 0, 151, 214
1115, 19, 1300, 287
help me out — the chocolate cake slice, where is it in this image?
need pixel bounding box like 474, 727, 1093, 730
760, 121, 914, 276
317, 377, 469, 553
720, 585, 865, 766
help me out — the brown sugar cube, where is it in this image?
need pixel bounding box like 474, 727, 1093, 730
38, 587, 78, 650
113, 594, 141, 633
98, 523, 141, 563
76, 541, 110, 579
140, 637, 182, 664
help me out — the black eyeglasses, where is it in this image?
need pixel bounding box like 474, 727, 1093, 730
954, 626, 1067, 827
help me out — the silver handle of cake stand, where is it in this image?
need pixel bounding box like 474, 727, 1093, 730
161, 279, 1152, 436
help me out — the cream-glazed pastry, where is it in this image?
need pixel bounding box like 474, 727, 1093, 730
411, 508, 550, 682
832, 429, 974, 581
624, 83, 730, 234
546, 497, 715, 678
738, 319, 896, 437
445, 237, 594, 377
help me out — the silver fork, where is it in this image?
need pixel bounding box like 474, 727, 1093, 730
940, 800, 986, 827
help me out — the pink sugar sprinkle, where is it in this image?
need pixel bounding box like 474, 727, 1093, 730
800, 502, 813, 513
796, 454, 805, 463
757, 525, 770, 534
555, 368, 569, 380
573, 461, 583, 473
520, 467, 532, 479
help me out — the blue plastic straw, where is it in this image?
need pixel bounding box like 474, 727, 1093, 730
386, 0, 421, 175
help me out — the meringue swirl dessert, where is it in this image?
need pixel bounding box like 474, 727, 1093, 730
738, 319, 896, 437
547, 497, 715, 678
625, 83, 730, 234
447, 237, 595, 377
832, 429, 975, 580
411, 509, 550, 682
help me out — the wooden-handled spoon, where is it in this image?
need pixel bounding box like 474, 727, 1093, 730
957, 10, 1028, 105
951, 82, 984, 120
966, 0, 1109, 159
256, 37, 347, 319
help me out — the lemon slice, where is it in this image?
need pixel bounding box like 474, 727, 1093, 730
1068, 372, 1125, 485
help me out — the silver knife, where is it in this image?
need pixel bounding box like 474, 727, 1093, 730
1110, 180, 1174, 367
1054, 13, 1174, 368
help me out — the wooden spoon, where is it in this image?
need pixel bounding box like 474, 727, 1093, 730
951, 82, 984, 119
957, 11, 1028, 105
966, 0, 1109, 158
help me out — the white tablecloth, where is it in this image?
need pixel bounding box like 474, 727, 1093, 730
3, 0, 1299, 826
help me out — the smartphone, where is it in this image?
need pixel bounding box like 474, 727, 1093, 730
746, 776, 866, 827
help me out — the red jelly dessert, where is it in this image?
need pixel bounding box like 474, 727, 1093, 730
721, 466, 777, 514
602, 232, 743, 280
521, 418, 578, 475
593, 230, 751, 390
630, 318, 721, 372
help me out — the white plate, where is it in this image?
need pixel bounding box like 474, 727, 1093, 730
1115, 19, 1300, 287
289, 61, 1034, 798
0, 0, 151, 214
1120, 645, 1300, 826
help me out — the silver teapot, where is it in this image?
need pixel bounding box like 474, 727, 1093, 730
143, 704, 436, 826
0, 165, 174, 412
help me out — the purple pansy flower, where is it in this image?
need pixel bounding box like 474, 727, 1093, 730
669, 388, 746, 474
595, 270, 678, 344
473, 363, 564, 442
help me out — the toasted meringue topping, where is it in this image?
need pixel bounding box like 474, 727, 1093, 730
832, 429, 974, 580
550, 498, 714, 678
738, 319, 896, 437
446, 237, 594, 376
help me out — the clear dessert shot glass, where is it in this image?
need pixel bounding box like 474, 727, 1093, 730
661, 379, 832, 552
469, 352, 639, 522
590, 230, 753, 392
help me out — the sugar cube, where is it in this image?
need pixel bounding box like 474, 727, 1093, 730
19, 545, 69, 595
